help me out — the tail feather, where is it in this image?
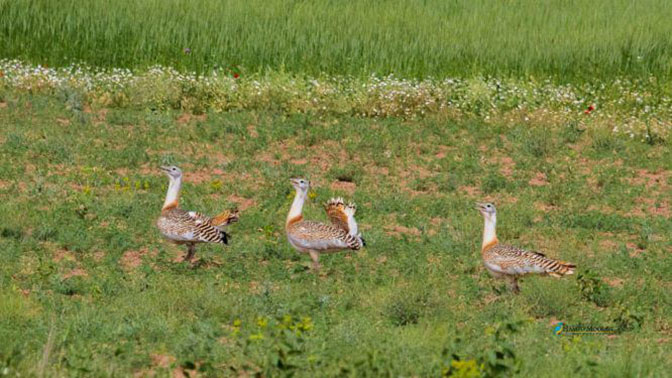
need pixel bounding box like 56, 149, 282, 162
325, 197, 349, 232
212, 209, 239, 227
345, 202, 359, 236
220, 231, 230, 245
547, 260, 576, 277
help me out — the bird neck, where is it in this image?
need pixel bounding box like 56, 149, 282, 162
286, 190, 306, 225
482, 214, 498, 250
162, 176, 182, 210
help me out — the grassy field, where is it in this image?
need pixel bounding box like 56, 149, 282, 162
0, 91, 670, 376
1, 1, 671, 374
1, 0, 672, 78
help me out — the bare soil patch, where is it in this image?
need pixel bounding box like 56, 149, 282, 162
497, 156, 516, 178
247, 124, 259, 138
384, 225, 422, 239
185, 170, 214, 185
308, 141, 348, 171
330, 180, 356, 194
599, 240, 619, 250
528, 172, 548, 186
177, 113, 207, 124
534, 202, 559, 212
630, 169, 670, 189
120, 248, 156, 270
635, 197, 670, 218
626, 242, 646, 258
458, 186, 481, 197
227, 194, 256, 211
62, 268, 88, 279
151, 354, 176, 368
92, 251, 106, 262
603, 277, 624, 288
53, 248, 76, 263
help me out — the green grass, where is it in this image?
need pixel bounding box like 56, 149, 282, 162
0, 93, 671, 376
1, 0, 672, 79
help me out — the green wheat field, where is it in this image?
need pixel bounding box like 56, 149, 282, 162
1, 0, 671, 377
2, 0, 672, 78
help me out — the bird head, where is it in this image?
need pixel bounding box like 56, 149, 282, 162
476, 202, 497, 219
160, 165, 183, 180
290, 178, 310, 194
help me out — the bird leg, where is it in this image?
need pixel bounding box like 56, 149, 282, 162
308, 250, 321, 272
185, 243, 196, 262
509, 277, 520, 294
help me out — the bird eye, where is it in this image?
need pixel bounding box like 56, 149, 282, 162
172, 168, 176, 171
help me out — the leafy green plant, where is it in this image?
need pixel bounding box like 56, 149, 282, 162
442, 359, 483, 378
443, 321, 522, 377
613, 302, 644, 331
230, 315, 314, 376
577, 270, 612, 307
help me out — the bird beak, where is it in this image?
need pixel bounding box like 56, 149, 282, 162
290, 178, 299, 185
475, 202, 486, 211
160, 166, 171, 172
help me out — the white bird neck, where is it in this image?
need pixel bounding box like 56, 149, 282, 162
163, 176, 182, 210
482, 213, 498, 249
287, 189, 307, 225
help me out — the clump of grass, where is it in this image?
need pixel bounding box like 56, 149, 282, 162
384, 291, 431, 326
591, 128, 625, 153
480, 171, 508, 193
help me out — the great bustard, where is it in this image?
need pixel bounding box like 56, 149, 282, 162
476, 202, 575, 293
286, 178, 365, 271
156, 166, 239, 261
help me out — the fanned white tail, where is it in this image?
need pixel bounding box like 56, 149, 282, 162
344, 202, 359, 236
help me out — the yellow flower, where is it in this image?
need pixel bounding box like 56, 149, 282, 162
279, 314, 293, 329
248, 332, 264, 341
447, 359, 482, 378
210, 180, 223, 191
308, 191, 317, 200
231, 318, 242, 335
299, 317, 313, 331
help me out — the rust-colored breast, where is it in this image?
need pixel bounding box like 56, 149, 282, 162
481, 238, 499, 255
286, 215, 304, 227
162, 200, 179, 212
